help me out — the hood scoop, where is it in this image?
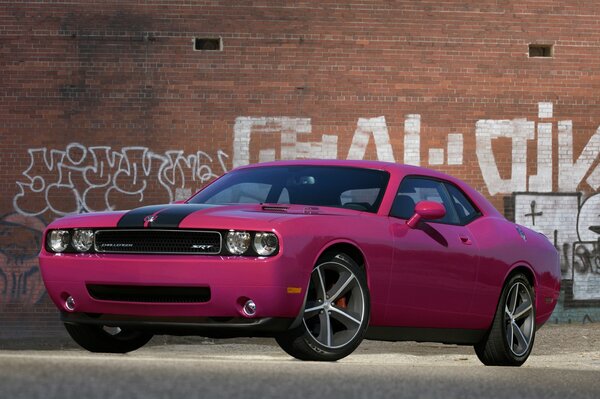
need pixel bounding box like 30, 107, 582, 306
261, 204, 290, 212
259, 204, 322, 214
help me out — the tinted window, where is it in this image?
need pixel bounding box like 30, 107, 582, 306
390, 177, 460, 224
190, 166, 390, 213
204, 182, 271, 204
444, 183, 481, 224
340, 188, 382, 212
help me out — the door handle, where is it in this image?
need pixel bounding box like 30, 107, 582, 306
460, 236, 472, 245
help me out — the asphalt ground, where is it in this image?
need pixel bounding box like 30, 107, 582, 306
0, 324, 599, 399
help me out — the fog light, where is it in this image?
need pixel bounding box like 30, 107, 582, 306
243, 300, 256, 317
65, 296, 76, 311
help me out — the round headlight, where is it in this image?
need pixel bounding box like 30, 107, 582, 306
48, 230, 70, 253
72, 229, 94, 252
253, 232, 278, 256
226, 231, 251, 255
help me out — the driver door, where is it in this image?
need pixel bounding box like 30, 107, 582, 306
385, 176, 481, 329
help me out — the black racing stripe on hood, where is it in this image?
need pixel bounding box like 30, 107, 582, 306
146, 204, 220, 228
116, 205, 169, 228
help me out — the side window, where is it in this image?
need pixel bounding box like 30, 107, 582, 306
444, 183, 481, 224
390, 177, 460, 225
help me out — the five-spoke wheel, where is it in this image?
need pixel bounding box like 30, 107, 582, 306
276, 252, 370, 361
303, 257, 366, 349
475, 273, 536, 366
504, 281, 534, 357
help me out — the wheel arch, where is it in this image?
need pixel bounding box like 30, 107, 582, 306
500, 262, 539, 320
505, 263, 537, 291
484, 262, 537, 331
314, 240, 368, 273
313, 240, 370, 291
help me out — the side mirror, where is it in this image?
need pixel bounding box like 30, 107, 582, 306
406, 201, 446, 229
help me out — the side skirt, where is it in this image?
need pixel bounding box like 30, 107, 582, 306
365, 326, 487, 345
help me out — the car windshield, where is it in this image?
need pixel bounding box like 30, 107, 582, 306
188, 165, 390, 213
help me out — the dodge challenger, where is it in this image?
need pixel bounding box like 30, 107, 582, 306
39, 160, 560, 366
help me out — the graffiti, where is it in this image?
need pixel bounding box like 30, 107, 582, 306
403, 114, 420, 166
233, 103, 599, 197
233, 114, 465, 169
233, 117, 336, 168
347, 116, 395, 162
426, 133, 464, 166
477, 103, 600, 195
13, 143, 229, 217
524, 201, 543, 226
559, 121, 600, 192
574, 242, 600, 275
513, 192, 600, 302
573, 242, 600, 300
476, 119, 535, 195
0, 213, 46, 308
446, 134, 464, 166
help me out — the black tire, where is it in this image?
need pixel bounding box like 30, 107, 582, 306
64, 323, 153, 354
276, 252, 370, 361
475, 273, 536, 366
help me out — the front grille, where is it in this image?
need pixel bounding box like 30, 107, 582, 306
87, 284, 211, 303
94, 229, 221, 254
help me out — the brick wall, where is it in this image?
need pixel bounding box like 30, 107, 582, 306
1, 0, 599, 337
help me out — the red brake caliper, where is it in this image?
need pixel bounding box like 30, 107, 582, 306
335, 297, 347, 308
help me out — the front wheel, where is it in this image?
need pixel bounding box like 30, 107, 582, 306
475, 273, 536, 366
64, 323, 153, 353
276, 252, 370, 361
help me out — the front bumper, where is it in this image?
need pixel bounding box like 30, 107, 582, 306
39, 251, 309, 324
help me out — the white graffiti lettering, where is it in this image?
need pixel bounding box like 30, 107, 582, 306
476, 102, 600, 195
233, 103, 599, 197
13, 143, 228, 217
232, 117, 336, 168
476, 119, 535, 196
558, 121, 600, 192
347, 116, 395, 162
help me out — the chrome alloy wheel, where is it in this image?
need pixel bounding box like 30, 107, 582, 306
302, 260, 366, 349
504, 282, 534, 356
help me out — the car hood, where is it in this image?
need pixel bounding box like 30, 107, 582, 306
47, 203, 364, 230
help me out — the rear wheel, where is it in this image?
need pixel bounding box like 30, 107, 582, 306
276, 252, 370, 361
475, 273, 536, 366
64, 323, 153, 353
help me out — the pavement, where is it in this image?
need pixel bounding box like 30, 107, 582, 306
0, 323, 599, 398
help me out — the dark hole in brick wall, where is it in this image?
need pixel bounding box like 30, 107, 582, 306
528, 44, 553, 58
194, 37, 222, 51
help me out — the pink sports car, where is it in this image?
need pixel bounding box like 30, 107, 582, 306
39, 160, 560, 366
